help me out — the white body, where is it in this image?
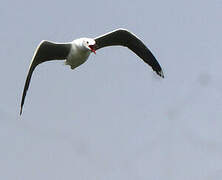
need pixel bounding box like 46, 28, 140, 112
65, 38, 92, 69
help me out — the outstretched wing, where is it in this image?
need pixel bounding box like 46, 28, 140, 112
20, 40, 71, 115
94, 29, 164, 78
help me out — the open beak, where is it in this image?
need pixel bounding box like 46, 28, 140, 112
89, 45, 96, 54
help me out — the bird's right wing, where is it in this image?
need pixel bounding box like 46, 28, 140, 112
20, 40, 71, 115
94, 29, 164, 78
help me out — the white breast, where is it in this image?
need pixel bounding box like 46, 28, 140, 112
65, 40, 91, 69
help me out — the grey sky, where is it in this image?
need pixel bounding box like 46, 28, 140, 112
1, 0, 222, 179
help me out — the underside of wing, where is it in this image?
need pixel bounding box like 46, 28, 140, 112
20, 41, 71, 115
94, 29, 164, 78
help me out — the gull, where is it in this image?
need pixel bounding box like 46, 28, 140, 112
20, 28, 164, 115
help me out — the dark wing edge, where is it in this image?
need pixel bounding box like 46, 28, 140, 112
94, 28, 164, 78
20, 40, 71, 115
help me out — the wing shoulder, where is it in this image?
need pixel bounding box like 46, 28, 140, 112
94, 28, 141, 50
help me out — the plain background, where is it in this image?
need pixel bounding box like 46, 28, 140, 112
1, 0, 222, 179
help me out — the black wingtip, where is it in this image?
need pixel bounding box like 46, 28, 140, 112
20, 109, 22, 116
20, 106, 23, 116
157, 70, 164, 78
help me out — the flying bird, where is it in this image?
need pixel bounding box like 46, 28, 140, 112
20, 28, 164, 115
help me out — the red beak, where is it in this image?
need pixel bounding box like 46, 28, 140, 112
89, 45, 96, 54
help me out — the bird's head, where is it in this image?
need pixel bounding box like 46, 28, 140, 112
82, 38, 96, 54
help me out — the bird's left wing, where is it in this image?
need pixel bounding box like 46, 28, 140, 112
20, 40, 71, 115
94, 29, 164, 78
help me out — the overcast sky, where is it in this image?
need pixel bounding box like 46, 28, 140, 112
1, 0, 222, 179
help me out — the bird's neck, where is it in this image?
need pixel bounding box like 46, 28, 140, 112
72, 39, 85, 50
